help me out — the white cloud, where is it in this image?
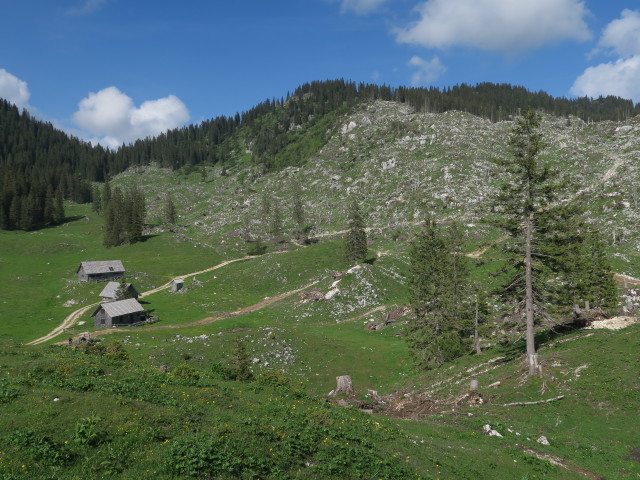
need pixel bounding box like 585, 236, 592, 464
72, 86, 189, 148
408, 56, 446, 86
571, 10, 640, 102
338, 0, 389, 15
571, 56, 640, 102
598, 9, 640, 58
396, 0, 591, 54
66, 0, 108, 15
0, 69, 30, 109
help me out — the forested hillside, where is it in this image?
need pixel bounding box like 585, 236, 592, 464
1, 80, 638, 230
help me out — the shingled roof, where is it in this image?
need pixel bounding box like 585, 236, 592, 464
91, 298, 144, 318
78, 260, 125, 275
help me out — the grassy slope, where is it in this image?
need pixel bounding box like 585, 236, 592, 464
2, 104, 640, 478
0, 203, 226, 342
1, 326, 637, 479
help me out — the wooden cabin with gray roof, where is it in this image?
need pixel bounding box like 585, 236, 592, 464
77, 260, 125, 283
99, 281, 139, 301
91, 298, 145, 328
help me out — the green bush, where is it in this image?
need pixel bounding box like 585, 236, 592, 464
0, 379, 19, 403
6, 429, 73, 466
246, 240, 267, 256
74, 413, 105, 446
171, 363, 200, 382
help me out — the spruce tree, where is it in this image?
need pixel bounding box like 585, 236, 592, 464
406, 219, 470, 368
53, 187, 65, 225
260, 192, 271, 237
114, 278, 132, 300
492, 108, 618, 376
103, 188, 123, 248
43, 185, 55, 224
493, 108, 555, 376
344, 199, 368, 263
101, 181, 111, 208
269, 201, 283, 242
229, 336, 254, 381
127, 187, 145, 243
164, 195, 177, 226
91, 185, 102, 214
291, 181, 306, 242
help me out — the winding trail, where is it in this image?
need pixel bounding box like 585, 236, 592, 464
467, 235, 509, 259
28, 255, 266, 345
82, 279, 320, 338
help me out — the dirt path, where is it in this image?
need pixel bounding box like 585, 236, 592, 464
467, 235, 510, 258
28, 255, 266, 345
137, 256, 254, 298
27, 302, 101, 346
73, 279, 320, 338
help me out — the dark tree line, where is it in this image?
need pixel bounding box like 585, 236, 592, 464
0, 99, 99, 230
99, 183, 146, 248
2, 81, 638, 231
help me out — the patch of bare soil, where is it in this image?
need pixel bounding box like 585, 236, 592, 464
628, 447, 640, 463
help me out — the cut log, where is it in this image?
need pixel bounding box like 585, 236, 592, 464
501, 395, 564, 407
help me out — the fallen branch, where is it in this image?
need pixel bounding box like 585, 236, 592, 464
501, 395, 564, 407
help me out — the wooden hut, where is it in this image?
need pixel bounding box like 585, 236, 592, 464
77, 260, 125, 283
91, 298, 145, 328
98, 282, 139, 301
171, 279, 184, 292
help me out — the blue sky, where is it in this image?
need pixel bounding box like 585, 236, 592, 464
1, 0, 638, 148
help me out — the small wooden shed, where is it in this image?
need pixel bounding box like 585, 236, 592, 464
91, 298, 145, 328
77, 260, 125, 283
98, 282, 139, 301
171, 279, 184, 292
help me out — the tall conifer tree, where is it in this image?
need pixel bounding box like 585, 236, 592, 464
407, 219, 470, 368
493, 108, 618, 377
344, 199, 368, 263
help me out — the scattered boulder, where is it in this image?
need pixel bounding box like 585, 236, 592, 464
483, 424, 503, 437
324, 288, 340, 300
537, 436, 550, 446
382, 158, 397, 170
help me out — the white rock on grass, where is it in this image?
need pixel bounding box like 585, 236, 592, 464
325, 288, 339, 300
483, 424, 503, 437
537, 436, 550, 446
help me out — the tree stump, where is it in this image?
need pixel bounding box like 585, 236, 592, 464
333, 375, 355, 396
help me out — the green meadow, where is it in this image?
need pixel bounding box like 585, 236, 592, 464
0, 193, 638, 479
